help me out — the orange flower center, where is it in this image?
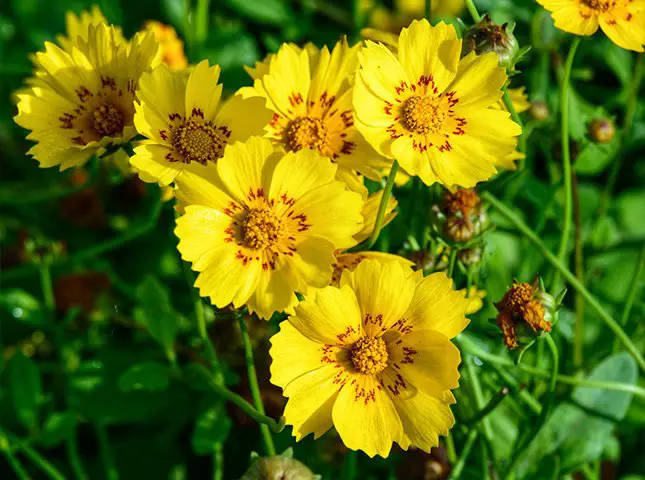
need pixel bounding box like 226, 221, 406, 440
173, 120, 227, 165
351, 336, 389, 375
402, 95, 447, 135
92, 103, 125, 137
506, 283, 534, 309
242, 207, 284, 250
286, 116, 330, 153
443, 188, 481, 216
580, 0, 614, 12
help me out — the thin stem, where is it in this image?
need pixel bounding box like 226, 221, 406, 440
213, 444, 223, 480
95, 424, 119, 480
194, 0, 209, 51
445, 434, 457, 464
553, 36, 581, 290
66, 433, 88, 480
572, 171, 585, 368
482, 191, 645, 374
447, 430, 479, 480
2, 446, 32, 480
460, 334, 645, 400
193, 364, 284, 433
238, 316, 277, 456
342, 450, 358, 480
502, 87, 526, 156
485, 361, 542, 414
368, 161, 399, 248
352, 0, 362, 36
462, 352, 495, 443
425, 0, 432, 20
463, 385, 510, 427
184, 0, 193, 56
38, 261, 55, 314
613, 243, 645, 352
464, 0, 481, 22
11, 438, 66, 480
448, 248, 458, 278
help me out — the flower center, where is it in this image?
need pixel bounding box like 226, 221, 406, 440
580, 0, 613, 11
92, 103, 125, 137
402, 95, 447, 135
506, 283, 533, 309
173, 120, 227, 165
285, 116, 330, 153
351, 336, 389, 375
242, 207, 285, 250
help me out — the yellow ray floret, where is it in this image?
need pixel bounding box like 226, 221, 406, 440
174, 137, 364, 319
270, 260, 470, 457
130, 60, 272, 186
14, 24, 159, 170
537, 0, 645, 52
242, 38, 390, 193
353, 19, 522, 188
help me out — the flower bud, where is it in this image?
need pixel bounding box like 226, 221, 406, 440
589, 119, 615, 144
462, 14, 520, 70
529, 101, 550, 121
241, 456, 320, 480
458, 247, 482, 267
445, 216, 474, 243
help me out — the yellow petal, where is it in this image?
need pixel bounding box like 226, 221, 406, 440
246, 268, 298, 320
403, 272, 470, 339
184, 60, 222, 120
552, 4, 600, 36
357, 41, 410, 103
332, 374, 404, 457
340, 260, 416, 336
599, 13, 645, 52
173, 164, 234, 211
286, 236, 337, 291
450, 52, 507, 115
353, 189, 398, 244
130, 142, 184, 186
215, 94, 272, 144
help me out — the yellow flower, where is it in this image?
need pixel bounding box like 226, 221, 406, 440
353, 189, 398, 244
496, 86, 530, 113
537, 0, 645, 52
14, 24, 158, 170
144, 21, 188, 71
331, 252, 414, 286
174, 137, 364, 319
57, 6, 126, 54
270, 260, 469, 457
465, 287, 486, 314
242, 39, 389, 193
354, 20, 522, 188
130, 60, 272, 186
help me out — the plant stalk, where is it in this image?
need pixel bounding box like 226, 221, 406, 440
368, 161, 399, 248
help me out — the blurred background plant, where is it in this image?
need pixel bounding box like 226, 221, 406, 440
1, 0, 644, 479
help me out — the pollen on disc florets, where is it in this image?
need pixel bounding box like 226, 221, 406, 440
503, 282, 534, 312
173, 119, 227, 165
242, 207, 285, 250
402, 95, 446, 135
351, 336, 389, 375
580, 0, 613, 12
285, 116, 330, 154
92, 103, 125, 137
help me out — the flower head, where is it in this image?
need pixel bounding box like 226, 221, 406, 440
331, 252, 414, 286
462, 14, 521, 70
354, 20, 521, 187
174, 137, 363, 319
495, 279, 553, 349
130, 61, 272, 185
240, 455, 320, 480
243, 39, 389, 193
14, 24, 158, 170
144, 21, 188, 71
270, 260, 470, 457
537, 0, 645, 52
57, 6, 126, 55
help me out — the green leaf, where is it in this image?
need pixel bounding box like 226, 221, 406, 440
41, 412, 78, 447
118, 361, 172, 392
574, 136, 620, 175
600, 39, 633, 87
224, 0, 293, 25
617, 189, 645, 237
0, 289, 46, 326
191, 404, 232, 455
202, 30, 260, 72
517, 353, 637, 476
9, 352, 42, 430
135, 276, 180, 357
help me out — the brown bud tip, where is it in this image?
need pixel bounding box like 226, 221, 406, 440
529, 101, 550, 121
445, 216, 474, 243
589, 119, 615, 144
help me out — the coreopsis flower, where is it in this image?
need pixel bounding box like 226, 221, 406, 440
174, 137, 363, 319
494, 87, 530, 113
353, 189, 398, 244
57, 6, 125, 55
143, 21, 188, 71
241, 455, 320, 480
354, 20, 522, 188
495, 279, 554, 349
465, 287, 486, 315
331, 252, 414, 285
14, 24, 158, 170
130, 61, 272, 186
461, 14, 521, 71
270, 260, 469, 457
242, 39, 389, 193
537, 0, 645, 52
433, 188, 487, 243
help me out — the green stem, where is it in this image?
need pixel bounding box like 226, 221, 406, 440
613, 243, 645, 352
184, 0, 193, 56
460, 334, 645, 400
38, 261, 55, 313
425, 0, 432, 20
447, 430, 478, 480
368, 161, 399, 248
238, 316, 277, 456
482, 191, 645, 374
464, 0, 481, 22
572, 171, 584, 368
194, 0, 209, 51
352, 0, 362, 37
95, 424, 119, 480
448, 248, 458, 278
553, 36, 581, 290
2, 446, 32, 480
193, 364, 284, 433
462, 353, 495, 443
445, 434, 457, 464
342, 450, 358, 480
213, 444, 223, 480
66, 433, 88, 480
463, 385, 509, 427
485, 361, 542, 415
502, 88, 526, 156
10, 437, 66, 480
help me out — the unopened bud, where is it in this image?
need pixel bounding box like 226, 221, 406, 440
241, 456, 320, 480
589, 119, 615, 144
445, 216, 474, 243
529, 101, 550, 121
458, 247, 482, 266
462, 14, 520, 70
